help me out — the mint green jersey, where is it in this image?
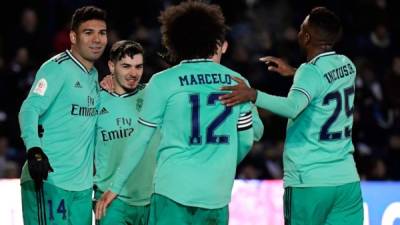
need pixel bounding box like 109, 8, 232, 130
111, 59, 254, 209
141, 59, 254, 208
94, 86, 160, 206
19, 50, 99, 191
284, 51, 359, 187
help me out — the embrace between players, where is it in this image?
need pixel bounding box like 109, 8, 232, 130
19, 2, 363, 225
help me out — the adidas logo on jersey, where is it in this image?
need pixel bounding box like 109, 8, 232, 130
99, 107, 109, 115
74, 81, 82, 88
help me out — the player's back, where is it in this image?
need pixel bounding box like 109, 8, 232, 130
141, 59, 251, 208
284, 52, 359, 187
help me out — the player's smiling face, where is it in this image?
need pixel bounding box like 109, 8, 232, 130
71, 19, 107, 62
111, 54, 144, 92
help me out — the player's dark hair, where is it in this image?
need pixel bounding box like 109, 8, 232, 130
70, 6, 107, 31
159, 1, 228, 62
109, 40, 144, 62
308, 7, 342, 45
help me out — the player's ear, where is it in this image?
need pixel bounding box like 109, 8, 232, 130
305, 31, 311, 45
70, 31, 77, 44
222, 41, 228, 54
108, 60, 115, 74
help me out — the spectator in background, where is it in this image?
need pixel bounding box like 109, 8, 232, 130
6, 8, 48, 64
384, 56, 400, 113
0, 135, 19, 178
359, 23, 393, 74
53, 21, 71, 53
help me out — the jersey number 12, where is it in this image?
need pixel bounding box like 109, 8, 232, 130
189, 93, 232, 145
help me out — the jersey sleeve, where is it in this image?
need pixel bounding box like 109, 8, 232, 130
255, 89, 309, 119
109, 122, 156, 194
251, 104, 264, 141
290, 63, 323, 103
137, 75, 167, 128
237, 102, 254, 164
19, 62, 66, 150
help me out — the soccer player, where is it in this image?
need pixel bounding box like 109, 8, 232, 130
96, 2, 256, 224
18, 6, 107, 225
220, 7, 363, 225
94, 40, 160, 225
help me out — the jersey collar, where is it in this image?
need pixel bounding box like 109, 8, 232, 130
180, 59, 213, 64
104, 88, 139, 98
65, 50, 93, 74
309, 51, 336, 65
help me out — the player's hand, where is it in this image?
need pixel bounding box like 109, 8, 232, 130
27, 147, 53, 189
95, 191, 117, 220
219, 76, 257, 106
259, 56, 296, 76
100, 75, 114, 91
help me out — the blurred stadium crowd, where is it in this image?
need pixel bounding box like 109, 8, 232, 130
0, 0, 399, 180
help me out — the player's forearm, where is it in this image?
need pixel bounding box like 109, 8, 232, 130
237, 127, 254, 164
109, 123, 156, 194
251, 105, 264, 141
255, 90, 309, 119
19, 101, 42, 150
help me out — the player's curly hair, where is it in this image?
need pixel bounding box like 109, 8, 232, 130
109, 40, 144, 62
71, 6, 107, 31
159, 1, 228, 62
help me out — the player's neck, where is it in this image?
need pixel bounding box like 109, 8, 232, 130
306, 47, 332, 61
69, 47, 94, 71
114, 84, 126, 95
114, 84, 137, 95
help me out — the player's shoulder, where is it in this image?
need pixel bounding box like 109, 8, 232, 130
213, 63, 249, 85
40, 51, 71, 72
99, 88, 112, 97
137, 83, 146, 91
298, 61, 322, 77
147, 64, 182, 84
49, 51, 71, 66
217, 63, 242, 77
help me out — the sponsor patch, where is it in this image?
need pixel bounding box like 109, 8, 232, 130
33, 78, 48, 96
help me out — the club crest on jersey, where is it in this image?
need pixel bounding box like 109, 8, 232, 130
33, 78, 47, 96
74, 81, 82, 88
136, 98, 143, 111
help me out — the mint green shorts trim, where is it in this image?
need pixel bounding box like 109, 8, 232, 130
21, 181, 92, 225
94, 190, 149, 225
148, 193, 228, 225
284, 182, 363, 225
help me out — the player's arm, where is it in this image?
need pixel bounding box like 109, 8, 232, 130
255, 63, 322, 119
19, 62, 66, 150
220, 64, 321, 119
109, 122, 156, 194
237, 103, 255, 164
254, 90, 309, 119
19, 62, 65, 187
251, 104, 263, 141
95, 75, 166, 219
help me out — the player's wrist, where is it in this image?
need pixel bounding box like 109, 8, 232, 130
286, 67, 297, 76
27, 147, 45, 160
250, 88, 257, 103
